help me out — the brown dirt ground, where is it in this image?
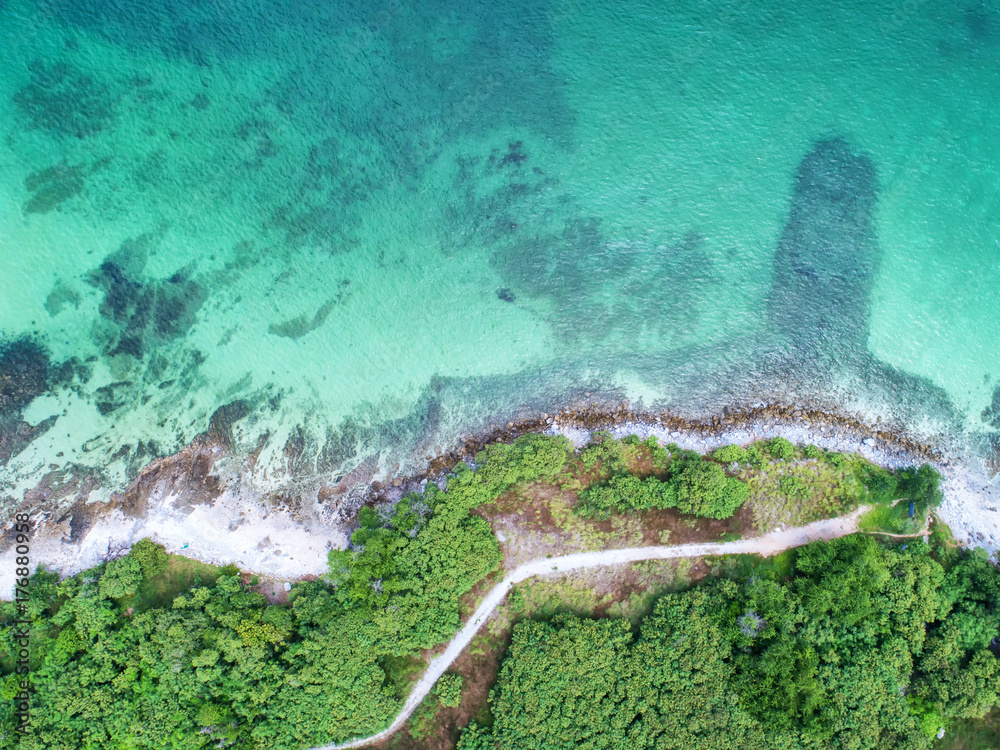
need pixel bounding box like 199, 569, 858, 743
245, 572, 320, 604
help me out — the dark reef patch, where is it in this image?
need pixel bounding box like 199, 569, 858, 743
189, 92, 210, 111
93, 381, 132, 416
90, 235, 206, 358
448, 141, 716, 344
13, 59, 118, 139
267, 281, 351, 340
0, 339, 49, 415
983, 385, 1000, 429
966, 3, 1000, 43
316, 418, 362, 474
44, 281, 82, 316
22, 163, 88, 214
0, 338, 54, 466
497, 287, 516, 303
206, 399, 252, 450
266, 133, 393, 251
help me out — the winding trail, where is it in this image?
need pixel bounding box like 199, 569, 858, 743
319, 506, 888, 750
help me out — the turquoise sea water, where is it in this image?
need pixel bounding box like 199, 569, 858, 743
1, 0, 999, 500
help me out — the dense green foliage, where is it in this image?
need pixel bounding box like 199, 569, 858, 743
435, 673, 464, 708
670, 459, 750, 518
712, 444, 749, 464
577, 439, 749, 520
766, 436, 797, 461
462, 536, 1000, 750
1, 434, 573, 749
3, 430, 949, 749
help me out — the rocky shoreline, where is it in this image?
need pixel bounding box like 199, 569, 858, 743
2, 399, 997, 597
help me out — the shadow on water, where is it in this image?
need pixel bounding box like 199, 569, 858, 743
2, 133, 990, 503
767, 137, 879, 357
249, 136, 976, 489
406, 136, 969, 462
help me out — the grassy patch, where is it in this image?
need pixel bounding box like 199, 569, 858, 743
407, 693, 440, 741
742, 447, 869, 533
133, 554, 224, 612
939, 710, 1000, 749
510, 577, 614, 622
380, 653, 427, 701
859, 500, 925, 535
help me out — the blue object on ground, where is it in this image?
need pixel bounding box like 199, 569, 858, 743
908, 502, 915, 517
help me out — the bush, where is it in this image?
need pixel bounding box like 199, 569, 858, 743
857, 463, 900, 504
436, 673, 464, 707
666, 442, 701, 461
456, 722, 495, 750
644, 436, 671, 469
130, 538, 169, 579
580, 431, 627, 472
98, 556, 143, 600
474, 433, 573, 493
577, 474, 677, 520
196, 703, 231, 728
801, 444, 825, 460
767, 437, 796, 461
670, 460, 750, 519
577, 458, 750, 521
745, 445, 767, 468
712, 444, 748, 464
897, 464, 943, 510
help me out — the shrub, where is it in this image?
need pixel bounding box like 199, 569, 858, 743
436, 673, 464, 707
474, 433, 573, 493
669, 460, 749, 519
857, 463, 900, 504
456, 722, 495, 750
130, 538, 169, 579
196, 702, 231, 728
767, 437, 796, 461
644, 436, 671, 469
98, 556, 143, 600
802, 444, 825, 460
580, 431, 627, 472
712, 444, 748, 464
666, 442, 700, 461
577, 458, 750, 521
897, 464, 943, 510
576, 475, 677, 519
745, 445, 767, 468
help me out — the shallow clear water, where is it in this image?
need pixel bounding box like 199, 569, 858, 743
1, 0, 998, 499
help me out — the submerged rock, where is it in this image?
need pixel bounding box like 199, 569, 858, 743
0, 338, 53, 467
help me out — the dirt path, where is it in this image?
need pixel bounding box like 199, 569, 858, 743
317, 507, 881, 750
